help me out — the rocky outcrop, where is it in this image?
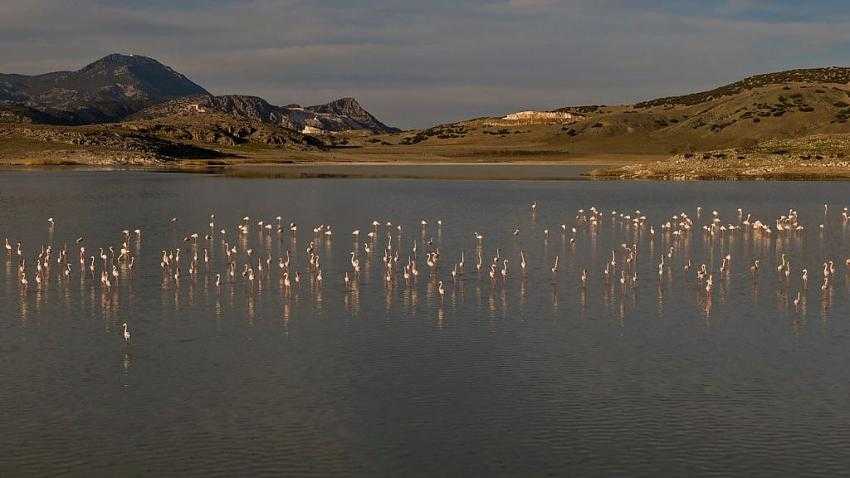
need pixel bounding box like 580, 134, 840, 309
126, 116, 325, 149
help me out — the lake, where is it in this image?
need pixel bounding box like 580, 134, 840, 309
2, 170, 850, 477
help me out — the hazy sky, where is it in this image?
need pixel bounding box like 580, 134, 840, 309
2, 0, 849, 128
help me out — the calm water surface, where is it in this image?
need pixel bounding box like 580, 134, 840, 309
2, 171, 850, 477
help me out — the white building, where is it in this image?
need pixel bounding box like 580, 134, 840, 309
502, 111, 578, 122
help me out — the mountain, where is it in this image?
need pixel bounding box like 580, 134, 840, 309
132, 94, 399, 134
0, 54, 208, 124
0, 54, 398, 134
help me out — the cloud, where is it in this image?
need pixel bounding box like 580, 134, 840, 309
1, 0, 849, 127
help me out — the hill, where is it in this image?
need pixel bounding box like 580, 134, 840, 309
634, 67, 850, 108
348, 67, 850, 176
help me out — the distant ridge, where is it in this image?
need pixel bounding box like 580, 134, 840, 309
132, 94, 399, 134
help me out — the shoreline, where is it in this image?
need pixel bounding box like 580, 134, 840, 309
6, 153, 850, 180
0, 161, 850, 182
0, 161, 604, 180
217, 160, 605, 180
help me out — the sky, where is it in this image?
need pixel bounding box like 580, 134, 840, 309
2, 0, 850, 128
